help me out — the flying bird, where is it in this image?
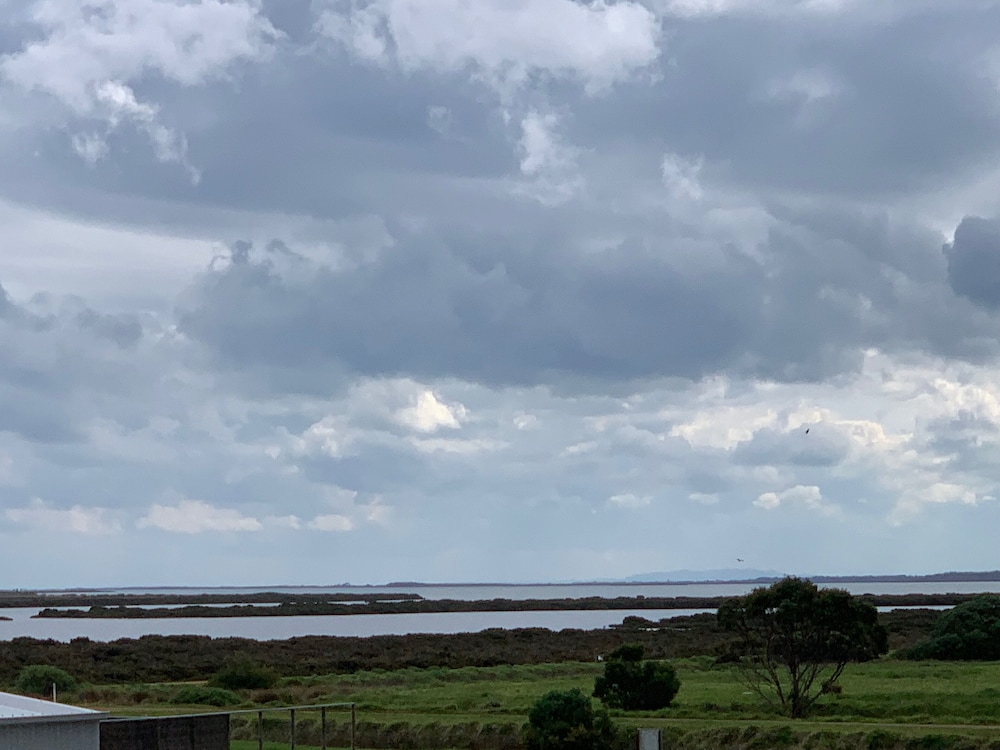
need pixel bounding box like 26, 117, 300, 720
805, 428, 810, 434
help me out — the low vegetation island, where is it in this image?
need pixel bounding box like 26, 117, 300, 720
23, 592, 993, 618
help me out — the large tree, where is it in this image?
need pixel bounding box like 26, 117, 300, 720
717, 577, 888, 718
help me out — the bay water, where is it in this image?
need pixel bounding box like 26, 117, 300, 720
2, 580, 996, 642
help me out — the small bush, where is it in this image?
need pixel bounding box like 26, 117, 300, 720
593, 644, 680, 710
171, 686, 241, 707
211, 660, 278, 691
15, 665, 77, 695
525, 688, 622, 750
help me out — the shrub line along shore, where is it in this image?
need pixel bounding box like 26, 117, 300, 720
0, 608, 939, 684
11, 592, 987, 619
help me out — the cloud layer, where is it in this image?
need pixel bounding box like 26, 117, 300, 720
2, 0, 1000, 586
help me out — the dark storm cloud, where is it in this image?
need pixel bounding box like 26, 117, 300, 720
20, 292, 145, 350
258, 0, 313, 41
0, 384, 80, 443
0, 39, 509, 223
945, 217, 1000, 309
0, 0, 995, 244
175, 232, 734, 388
572, 6, 1000, 198
74, 308, 143, 348
0, 280, 147, 443
0, 283, 13, 318
926, 410, 992, 450
922, 411, 1000, 483
3, 0, 993, 397
178, 234, 758, 388
176, 197, 986, 392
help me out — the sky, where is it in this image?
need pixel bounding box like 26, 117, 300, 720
2, 0, 1000, 588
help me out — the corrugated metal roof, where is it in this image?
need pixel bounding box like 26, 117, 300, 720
0, 692, 102, 722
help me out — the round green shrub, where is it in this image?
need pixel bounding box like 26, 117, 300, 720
15, 665, 77, 695
525, 688, 621, 750
593, 644, 681, 710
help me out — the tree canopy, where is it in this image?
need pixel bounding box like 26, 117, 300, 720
906, 594, 1000, 660
592, 643, 680, 710
717, 577, 888, 718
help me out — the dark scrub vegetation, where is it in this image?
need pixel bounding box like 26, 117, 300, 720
0, 608, 932, 686
905, 595, 1000, 660
211, 660, 278, 690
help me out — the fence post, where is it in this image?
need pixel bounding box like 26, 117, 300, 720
258, 710, 263, 750
321, 706, 327, 750
290, 707, 296, 750
351, 703, 356, 750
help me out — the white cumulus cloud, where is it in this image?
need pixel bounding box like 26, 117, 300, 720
395, 390, 466, 433
308, 513, 355, 532
515, 110, 584, 205
5, 498, 121, 535
294, 416, 354, 457
316, 0, 662, 96
1, 0, 279, 175
137, 499, 263, 533
608, 493, 652, 508
754, 484, 834, 514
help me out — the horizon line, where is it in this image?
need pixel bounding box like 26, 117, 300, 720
9, 569, 1000, 592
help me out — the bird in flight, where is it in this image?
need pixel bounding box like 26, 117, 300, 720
737, 558, 744, 563
805, 428, 810, 434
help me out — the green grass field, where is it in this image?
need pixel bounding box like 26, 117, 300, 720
75, 658, 1000, 748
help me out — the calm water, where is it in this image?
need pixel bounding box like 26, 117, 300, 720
4, 580, 996, 642
0, 608, 708, 641
44, 580, 1000, 599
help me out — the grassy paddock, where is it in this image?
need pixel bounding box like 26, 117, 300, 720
234, 658, 1000, 726
71, 658, 1000, 746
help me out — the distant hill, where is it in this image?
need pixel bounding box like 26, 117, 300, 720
387, 570, 1000, 587
624, 569, 785, 583
807, 571, 1000, 583
623, 570, 1000, 584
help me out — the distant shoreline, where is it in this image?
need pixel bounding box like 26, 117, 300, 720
11, 570, 1000, 594
389, 572, 1000, 586
29, 592, 993, 619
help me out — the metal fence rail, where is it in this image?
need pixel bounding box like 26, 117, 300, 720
106, 702, 357, 750
242, 702, 356, 750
